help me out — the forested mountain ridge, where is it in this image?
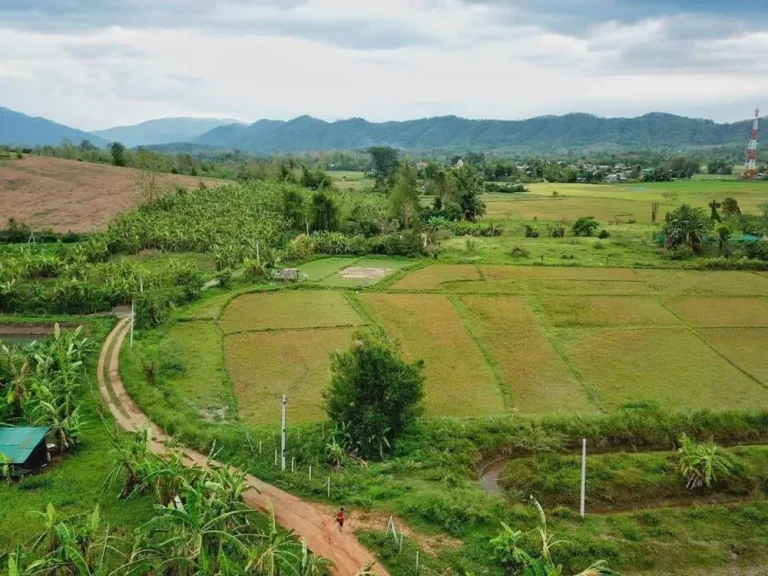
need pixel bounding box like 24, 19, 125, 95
92, 117, 242, 147
0, 106, 109, 148
195, 112, 760, 153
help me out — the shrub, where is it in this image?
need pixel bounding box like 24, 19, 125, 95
510, 246, 529, 259
677, 434, 733, 490
572, 216, 599, 237
324, 331, 425, 460
547, 223, 565, 238
598, 229, 610, 239
524, 225, 539, 238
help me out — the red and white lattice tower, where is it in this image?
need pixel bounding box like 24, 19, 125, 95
744, 107, 760, 179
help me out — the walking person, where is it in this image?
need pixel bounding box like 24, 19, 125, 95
336, 506, 345, 532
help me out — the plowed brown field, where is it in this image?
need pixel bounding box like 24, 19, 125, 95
0, 156, 221, 232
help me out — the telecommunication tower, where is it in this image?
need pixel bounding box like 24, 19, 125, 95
744, 107, 760, 179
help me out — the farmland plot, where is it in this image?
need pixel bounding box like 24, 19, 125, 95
391, 264, 480, 290
361, 293, 505, 417
539, 296, 680, 328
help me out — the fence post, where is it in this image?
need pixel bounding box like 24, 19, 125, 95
580, 438, 587, 518
327, 476, 331, 498
291, 456, 295, 473
281, 395, 287, 471
309, 465, 312, 480
416, 551, 419, 574
130, 300, 134, 347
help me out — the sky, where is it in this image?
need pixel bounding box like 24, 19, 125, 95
0, 0, 766, 130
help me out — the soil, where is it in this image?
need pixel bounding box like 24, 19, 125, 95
98, 315, 387, 576
340, 267, 389, 280
0, 156, 221, 232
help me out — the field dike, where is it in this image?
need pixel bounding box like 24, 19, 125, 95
98, 314, 387, 576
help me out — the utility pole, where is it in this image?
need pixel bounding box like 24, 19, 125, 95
281, 394, 287, 471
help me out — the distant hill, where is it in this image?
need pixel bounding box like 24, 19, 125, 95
195, 113, 760, 153
0, 106, 109, 148
92, 117, 243, 147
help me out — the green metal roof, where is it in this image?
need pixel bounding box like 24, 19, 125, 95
0, 427, 50, 464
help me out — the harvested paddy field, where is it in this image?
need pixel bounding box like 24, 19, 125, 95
539, 296, 679, 327
220, 291, 364, 334
391, 264, 480, 289
554, 327, 768, 411
360, 293, 506, 417
459, 296, 592, 413
0, 155, 220, 232
663, 297, 768, 327
225, 327, 356, 425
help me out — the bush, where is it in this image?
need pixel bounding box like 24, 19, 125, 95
572, 216, 599, 237
324, 331, 425, 460
598, 229, 610, 239
546, 224, 565, 238
524, 225, 539, 238
510, 246, 529, 259
677, 434, 733, 490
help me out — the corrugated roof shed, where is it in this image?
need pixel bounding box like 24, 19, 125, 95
0, 427, 50, 464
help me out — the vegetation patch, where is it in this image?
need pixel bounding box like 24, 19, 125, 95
224, 326, 356, 425
480, 265, 641, 281
539, 296, 681, 327
460, 296, 592, 413
698, 328, 768, 385
555, 327, 768, 411
361, 293, 505, 417
391, 264, 480, 290
663, 297, 768, 327
528, 279, 650, 295
638, 269, 768, 296
298, 257, 358, 281
220, 290, 364, 333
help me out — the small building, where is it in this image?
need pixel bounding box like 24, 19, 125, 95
0, 427, 50, 475
273, 268, 302, 282
416, 161, 428, 170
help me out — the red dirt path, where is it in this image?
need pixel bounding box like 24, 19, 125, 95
97, 316, 386, 576
0, 156, 220, 232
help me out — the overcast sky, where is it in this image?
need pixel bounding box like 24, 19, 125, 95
1, 0, 766, 130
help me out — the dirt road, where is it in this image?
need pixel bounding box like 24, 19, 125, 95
97, 316, 386, 576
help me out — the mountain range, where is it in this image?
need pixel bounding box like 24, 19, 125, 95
91, 117, 243, 147
0, 105, 760, 153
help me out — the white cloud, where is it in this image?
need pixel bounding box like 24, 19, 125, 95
0, 1, 765, 129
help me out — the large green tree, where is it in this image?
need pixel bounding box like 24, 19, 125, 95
309, 190, 340, 231
108, 142, 126, 167
324, 331, 424, 459
388, 163, 421, 229
367, 146, 399, 185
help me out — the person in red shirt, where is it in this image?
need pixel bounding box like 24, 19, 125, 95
336, 507, 345, 532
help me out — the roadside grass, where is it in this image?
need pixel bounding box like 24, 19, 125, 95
698, 328, 768, 385
637, 269, 768, 296
391, 264, 480, 290
500, 445, 768, 509
361, 293, 506, 417
224, 327, 356, 425
320, 257, 415, 287
538, 296, 681, 328
220, 290, 364, 333
555, 327, 768, 411
460, 296, 593, 413
0, 317, 155, 550
663, 297, 768, 327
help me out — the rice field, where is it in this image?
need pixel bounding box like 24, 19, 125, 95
320, 257, 414, 287
220, 291, 364, 333
460, 296, 592, 413
162, 263, 768, 421
554, 327, 768, 411
225, 327, 356, 425
360, 293, 506, 417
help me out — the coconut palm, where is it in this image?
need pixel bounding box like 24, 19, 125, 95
661, 204, 710, 252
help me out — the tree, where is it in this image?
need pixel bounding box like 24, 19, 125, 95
300, 165, 332, 190
662, 204, 710, 252
78, 139, 97, 152
324, 331, 424, 459
388, 164, 421, 229
572, 216, 599, 237
309, 191, 340, 232
281, 188, 306, 229
721, 197, 741, 217
451, 166, 485, 221
367, 146, 399, 181
717, 225, 731, 251
708, 200, 721, 222
109, 142, 126, 167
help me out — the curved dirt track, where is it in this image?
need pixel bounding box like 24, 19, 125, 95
97, 316, 386, 576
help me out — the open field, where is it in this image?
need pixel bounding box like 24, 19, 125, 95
483, 180, 768, 224
225, 327, 356, 425
220, 291, 364, 333
360, 293, 506, 417
459, 296, 591, 413
0, 156, 221, 231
